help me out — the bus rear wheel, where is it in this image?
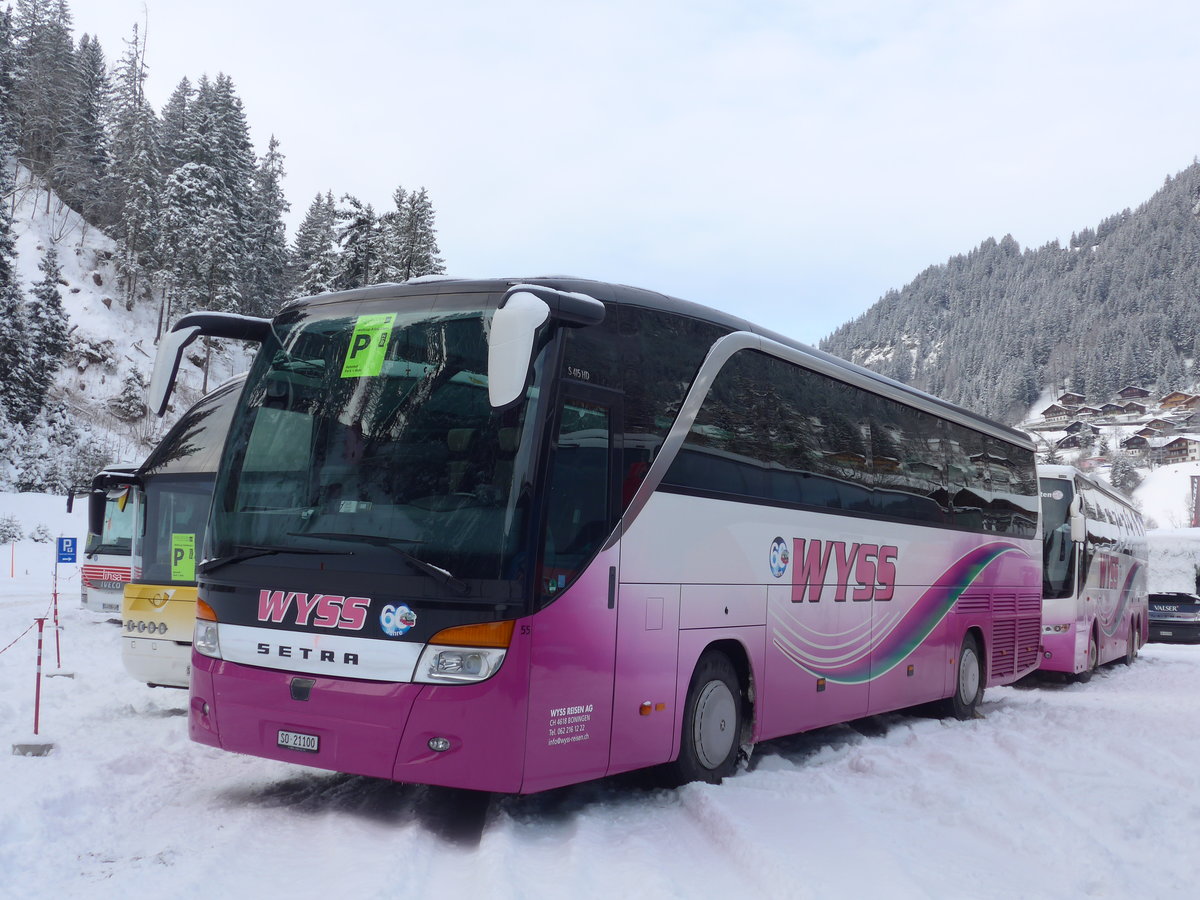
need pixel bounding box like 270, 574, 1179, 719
1123, 620, 1138, 665
938, 633, 983, 720
668, 651, 743, 785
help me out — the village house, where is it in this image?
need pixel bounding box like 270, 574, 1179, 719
1160, 391, 1199, 411
1162, 435, 1200, 463
1117, 386, 1151, 400
1040, 404, 1072, 424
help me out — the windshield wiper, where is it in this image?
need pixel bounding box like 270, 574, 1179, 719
198, 543, 352, 575
289, 531, 470, 596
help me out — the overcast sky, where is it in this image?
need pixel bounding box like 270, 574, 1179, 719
63, 0, 1200, 344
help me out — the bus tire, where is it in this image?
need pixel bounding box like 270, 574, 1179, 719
1123, 621, 1138, 665
939, 633, 983, 720
1076, 630, 1098, 683
668, 651, 742, 786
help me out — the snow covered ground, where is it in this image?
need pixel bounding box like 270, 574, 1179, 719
3, 490, 1200, 899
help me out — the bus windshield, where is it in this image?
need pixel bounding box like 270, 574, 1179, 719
88, 487, 135, 556
134, 477, 214, 584
210, 298, 540, 590
1040, 477, 1075, 599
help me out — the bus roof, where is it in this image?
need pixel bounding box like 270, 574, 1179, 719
1038, 464, 1139, 511
138, 374, 246, 479
280, 276, 1033, 449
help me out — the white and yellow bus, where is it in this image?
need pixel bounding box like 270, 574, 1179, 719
122, 377, 244, 688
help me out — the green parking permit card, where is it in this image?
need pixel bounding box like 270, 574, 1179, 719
171, 533, 196, 582
341, 313, 396, 378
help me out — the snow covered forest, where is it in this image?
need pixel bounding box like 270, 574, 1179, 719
822, 162, 1200, 424
0, 0, 446, 493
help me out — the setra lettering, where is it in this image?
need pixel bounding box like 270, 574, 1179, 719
255, 642, 359, 666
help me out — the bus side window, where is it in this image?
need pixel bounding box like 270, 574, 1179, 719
541, 399, 611, 602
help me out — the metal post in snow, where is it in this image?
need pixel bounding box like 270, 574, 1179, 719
12, 618, 55, 756
53, 557, 61, 669
33, 618, 45, 734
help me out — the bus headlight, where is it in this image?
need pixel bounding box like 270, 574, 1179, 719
413, 620, 516, 684
416, 646, 506, 683
194, 621, 221, 658
194, 598, 221, 659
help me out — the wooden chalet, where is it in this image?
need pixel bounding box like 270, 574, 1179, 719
1160, 391, 1199, 410
1117, 386, 1151, 400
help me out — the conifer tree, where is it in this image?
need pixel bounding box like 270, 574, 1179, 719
333, 194, 380, 289
0, 11, 18, 140
381, 185, 444, 282
0, 79, 34, 426
289, 191, 338, 296
23, 245, 70, 417
12, 0, 76, 201
61, 32, 109, 224
243, 134, 289, 314
157, 76, 194, 176
105, 23, 160, 302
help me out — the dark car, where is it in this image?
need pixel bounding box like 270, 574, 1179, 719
1149, 592, 1200, 643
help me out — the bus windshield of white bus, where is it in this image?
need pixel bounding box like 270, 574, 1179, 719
209, 299, 545, 590
1040, 477, 1075, 599
87, 486, 135, 557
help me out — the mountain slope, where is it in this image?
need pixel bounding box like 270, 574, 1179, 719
6, 165, 249, 469
821, 161, 1200, 423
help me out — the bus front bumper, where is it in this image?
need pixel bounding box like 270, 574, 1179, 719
1037, 625, 1085, 674
189, 651, 528, 793
122, 637, 191, 688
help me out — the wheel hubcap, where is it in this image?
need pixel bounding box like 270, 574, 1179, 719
693, 680, 737, 769
959, 648, 980, 703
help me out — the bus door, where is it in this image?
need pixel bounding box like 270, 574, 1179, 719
523, 385, 622, 791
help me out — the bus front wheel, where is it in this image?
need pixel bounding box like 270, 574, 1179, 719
1077, 631, 1098, 683
939, 633, 983, 720
668, 651, 743, 785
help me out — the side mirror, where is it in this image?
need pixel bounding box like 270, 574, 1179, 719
487, 284, 606, 408
87, 488, 107, 538
149, 325, 201, 417
488, 292, 550, 408
1069, 494, 1086, 543
149, 313, 272, 417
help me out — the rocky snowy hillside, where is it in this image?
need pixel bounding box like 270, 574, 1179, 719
7, 166, 251, 467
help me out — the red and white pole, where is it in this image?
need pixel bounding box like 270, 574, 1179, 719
32, 617, 46, 735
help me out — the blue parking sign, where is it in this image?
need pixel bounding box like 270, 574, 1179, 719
57, 537, 77, 564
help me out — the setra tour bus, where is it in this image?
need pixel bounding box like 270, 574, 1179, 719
81, 465, 138, 614
1038, 464, 1147, 679
122, 376, 245, 688
150, 278, 1043, 793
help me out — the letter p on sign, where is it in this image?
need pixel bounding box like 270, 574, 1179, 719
340, 313, 396, 378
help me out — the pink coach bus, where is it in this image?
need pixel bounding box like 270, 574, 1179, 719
1038, 464, 1147, 679
153, 278, 1042, 793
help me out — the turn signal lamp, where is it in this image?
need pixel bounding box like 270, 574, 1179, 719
428, 620, 515, 648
